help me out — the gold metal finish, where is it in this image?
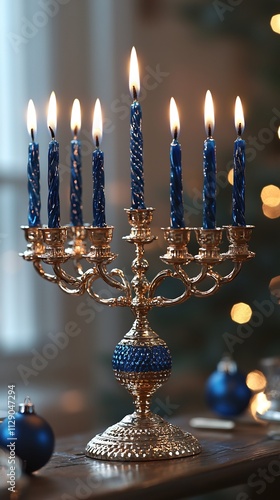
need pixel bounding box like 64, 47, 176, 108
20, 212, 254, 461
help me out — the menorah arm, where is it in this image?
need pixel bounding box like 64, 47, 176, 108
149, 268, 192, 307
33, 261, 58, 283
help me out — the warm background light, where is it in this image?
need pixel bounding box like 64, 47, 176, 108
270, 14, 280, 34
260, 185, 280, 207
246, 370, 266, 392
230, 302, 252, 324
227, 168, 234, 186
262, 203, 280, 219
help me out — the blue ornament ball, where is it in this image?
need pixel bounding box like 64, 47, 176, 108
0, 398, 55, 474
205, 357, 252, 417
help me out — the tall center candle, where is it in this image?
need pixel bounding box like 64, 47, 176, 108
70, 99, 83, 226
47, 91, 60, 228
129, 47, 145, 209
92, 99, 106, 227
203, 90, 217, 229
27, 99, 41, 227
169, 97, 185, 228
232, 96, 246, 227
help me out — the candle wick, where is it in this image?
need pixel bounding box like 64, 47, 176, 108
237, 123, 242, 136
73, 125, 78, 138
174, 126, 178, 141
49, 126, 55, 140
31, 128, 34, 142
208, 124, 212, 138
132, 85, 138, 101
95, 135, 99, 149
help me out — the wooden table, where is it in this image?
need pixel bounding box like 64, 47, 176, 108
7, 415, 280, 500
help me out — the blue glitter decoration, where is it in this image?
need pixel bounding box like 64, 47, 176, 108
130, 100, 145, 209
27, 141, 41, 227
70, 138, 83, 226
170, 139, 185, 228
203, 137, 216, 229
48, 139, 60, 228
92, 147, 106, 227
232, 137, 246, 227
112, 344, 172, 373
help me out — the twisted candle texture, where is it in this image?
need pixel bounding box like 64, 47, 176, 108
27, 142, 41, 227
170, 139, 185, 228
48, 139, 60, 228
203, 138, 216, 229
70, 139, 83, 226
93, 148, 106, 227
232, 137, 246, 226
130, 100, 145, 209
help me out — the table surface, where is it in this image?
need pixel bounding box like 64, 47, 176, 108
6, 414, 280, 500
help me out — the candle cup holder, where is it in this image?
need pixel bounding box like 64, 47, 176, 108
194, 228, 224, 264
20, 226, 45, 260
40, 227, 70, 264
84, 226, 117, 264
66, 225, 88, 258
223, 225, 255, 261
123, 208, 157, 244
160, 228, 193, 264
20, 208, 254, 461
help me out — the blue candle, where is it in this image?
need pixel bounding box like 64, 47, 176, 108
129, 47, 145, 210
47, 91, 60, 228
169, 97, 185, 228
232, 96, 246, 226
70, 99, 83, 226
92, 99, 106, 227
203, 90, 217, 229
27, 99, 41, 227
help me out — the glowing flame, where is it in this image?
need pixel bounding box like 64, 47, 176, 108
70, 98, 81, 136
235, 96, 245, 135
169, 97, 180, 139
129, 46, 140, 99
27, 99, 37, 138
47, 91, 57, 137
92, 98, 103, 146
204, 90, 215, 136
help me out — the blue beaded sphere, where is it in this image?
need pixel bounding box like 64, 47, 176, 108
205, 357, 252, 417
112, 343, 172, 373
0, 398, 55, 473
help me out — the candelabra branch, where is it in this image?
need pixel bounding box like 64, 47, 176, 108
33, 261, 58, 283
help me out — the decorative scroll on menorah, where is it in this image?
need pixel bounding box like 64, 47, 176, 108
20, 208, 254, 461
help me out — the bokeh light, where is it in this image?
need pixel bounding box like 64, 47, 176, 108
227, 168, 234, 186
260, 185, 280, 207
270, 14, 280, 34
246, 370, 266, 392
230, 302, 252, 324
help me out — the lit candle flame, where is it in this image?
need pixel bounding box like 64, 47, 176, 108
169, 97, 180, 139
47, 91, 57, 138
129, 46, 140, 100
71, 98, 81, 137
235, 96, 245, 135
278, 126, 280, 139
92, 98, 103, 147
204, 90, 215, 137
27, 99, 37, 139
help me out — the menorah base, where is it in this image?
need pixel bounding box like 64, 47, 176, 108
85, 412, 201, 461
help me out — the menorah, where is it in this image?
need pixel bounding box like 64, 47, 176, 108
20, 212, 254, 461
